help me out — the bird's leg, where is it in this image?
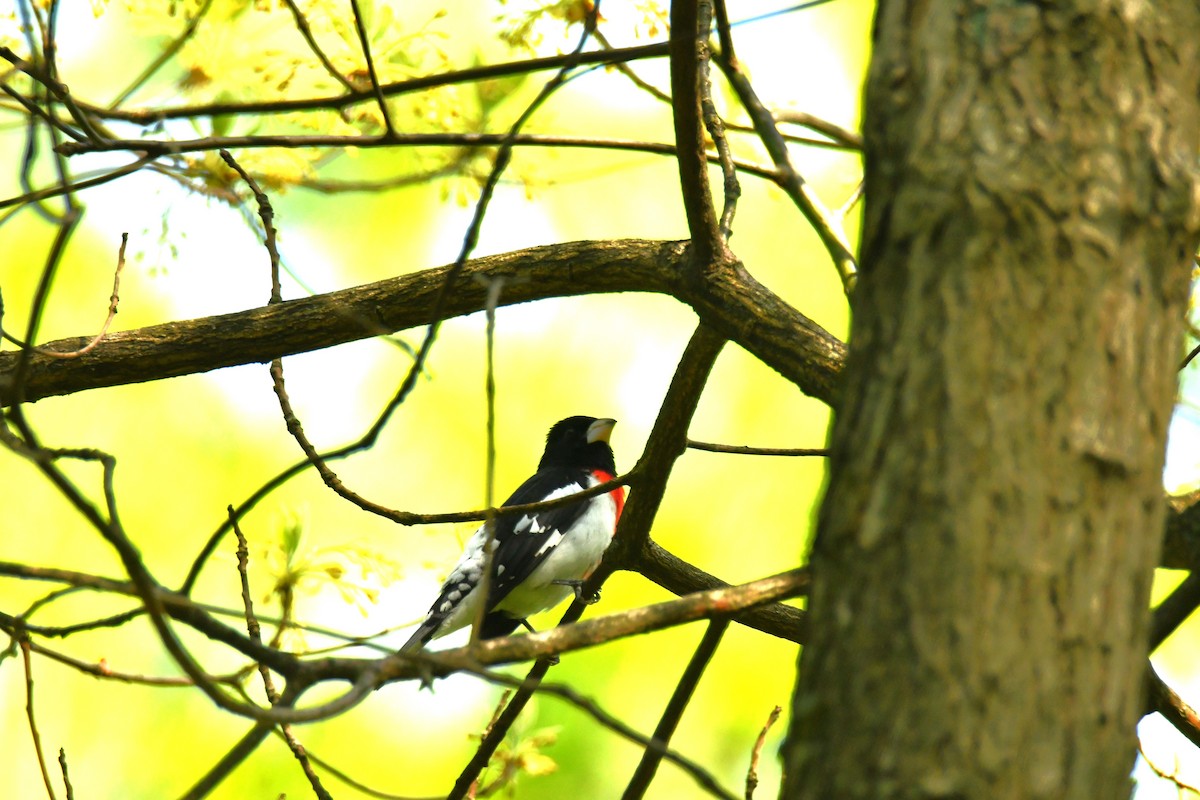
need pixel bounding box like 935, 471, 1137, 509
516, 618, 560, 665
552, 579, 600, 605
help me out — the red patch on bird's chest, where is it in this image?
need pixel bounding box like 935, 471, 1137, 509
592, 470, 625, 522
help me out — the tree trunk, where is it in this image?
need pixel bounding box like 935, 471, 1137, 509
782, 4, 1200, 798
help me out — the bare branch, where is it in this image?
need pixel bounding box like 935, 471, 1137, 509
0, 155, 155, 210
57, 749, 73, 800
106, 0, 215, 109
669, 0, 723, 262
623, 619, 729, 799
773, 109, 863, 150
0, 239, 846, 409
687, 440, 829, 457
745, 706, 781, 800
1147, 663, 1200, 753
1150, 570, 1200, 652
28, 639, 197, 687
697, 1, 740, 240
459, 664, 739, 800
62, 42, 671, 125
639, 541, 807, 644
712, 14, 857, 290
1138, 739, 1200, 795
347, 0, 394, 134
179, 683, 308, 800
21, 637, 58, 800
2, 233, 126, 359
279, 0, 356, 94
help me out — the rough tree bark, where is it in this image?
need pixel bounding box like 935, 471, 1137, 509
783, 3, 1200, 799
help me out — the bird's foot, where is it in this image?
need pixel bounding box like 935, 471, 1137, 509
552, 579, 600, 605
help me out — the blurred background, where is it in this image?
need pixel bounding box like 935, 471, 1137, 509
2, 1, 1198, 797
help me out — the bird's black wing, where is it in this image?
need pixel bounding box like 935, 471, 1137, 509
485, 466, 593, 608
398, 467, 594, 651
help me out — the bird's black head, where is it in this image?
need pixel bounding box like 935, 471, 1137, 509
538, 416, 617, 474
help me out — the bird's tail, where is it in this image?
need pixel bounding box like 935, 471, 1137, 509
399, 620, 439, 653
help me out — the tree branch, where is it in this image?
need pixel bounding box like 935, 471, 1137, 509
622, 619, 728, 799
0, 239, 846, 407
364, 568, 811, 686
669, 0, 723, 264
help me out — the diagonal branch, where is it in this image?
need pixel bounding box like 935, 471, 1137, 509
622, 619, 729, 799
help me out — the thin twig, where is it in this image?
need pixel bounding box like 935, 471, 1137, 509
0, 82, 85, 141
57, 748, 73, 800
687, 440, 828, 457
837, 181, 864, 220
4, 37, 101, 142
449, 659, 553, 800
218, 150, 281, 302
229, 509, 277, 700
268, 725, 432, 799
28, 639, 197, 686
446, 10, 603, 792
107, 0, 215, 108
591, 33, 856, 154
0, 155, 155, 210
469, 691, 516, 797
1181, 341, 1200, 371
471, 276, 507, 646
457, 664, 739, 800
6, 204, 79, 403
1, 233, 125, 358
593, 28, 671, 103
21, 635, 58, 800
711, 1, 857, 291
56, 130, 712, 157
1139, 738, 1200, 795
697, 1, 740, 240
230, 511, 330, 799
745, 706, 781, 799
622, 619, 729, 799
280, 0, 357, 93
773, 109, 862, 149
225, 147, 411, 557
347, 0, 395, 134
54, 42, 671, 124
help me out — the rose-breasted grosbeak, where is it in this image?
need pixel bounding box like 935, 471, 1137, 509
400, 416, 624, 652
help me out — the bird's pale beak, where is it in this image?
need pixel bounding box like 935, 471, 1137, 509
587, 418, 617, 444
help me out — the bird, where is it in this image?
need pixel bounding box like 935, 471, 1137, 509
400, 416, 624, 652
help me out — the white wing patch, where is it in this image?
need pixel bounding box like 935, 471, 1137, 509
515, 514, 547, 534
534, 530, 564, 557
